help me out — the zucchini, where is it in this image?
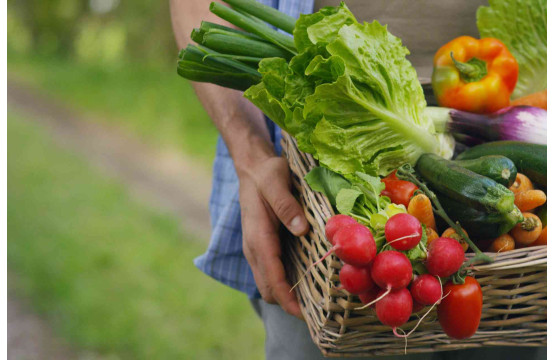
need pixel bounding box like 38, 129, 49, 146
453, 155, 517, 187
536, 203, 547, 227
456, 141, 546, 187
438, 195, 523, 240
415, 153, 515, 213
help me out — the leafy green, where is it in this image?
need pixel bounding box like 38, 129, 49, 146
477, 0, 547, 99
245, 3, 453, 177
405, 225, 428, 263
304, 167, 351, 207
336, 188, 364, 215
305, 166, 408, 251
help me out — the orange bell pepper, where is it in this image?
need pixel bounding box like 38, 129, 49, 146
432, 36, 519, 114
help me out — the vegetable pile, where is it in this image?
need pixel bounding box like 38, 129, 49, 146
180, 0, 455, 177
177, 0, 547, 343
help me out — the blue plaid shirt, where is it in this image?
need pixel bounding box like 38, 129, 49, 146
194, 0, 315, 298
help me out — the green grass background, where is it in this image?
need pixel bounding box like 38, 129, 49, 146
8, 111, 264, 359
8, 54, 219, 164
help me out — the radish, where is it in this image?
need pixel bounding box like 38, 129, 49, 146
426, 237, 465, 277
410, 274, 442, 305
371, 251, 413, 290
359, 287, 380, 307
332, 224, 376, 266
375, 288, 413, 332
325, 215, 357, 244
339, 264, 374, 295
291, 223, 376, 290
384, 213, 422, 251
356, 251, 413, 309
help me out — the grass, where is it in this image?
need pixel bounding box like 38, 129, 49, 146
7, 111, 264, 359
8, 54, 219, 164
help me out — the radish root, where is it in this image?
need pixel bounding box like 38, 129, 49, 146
355, 286, 391, 310
392, 278, 451, 354
290, 248, 334, 292
380, 232, 421, 251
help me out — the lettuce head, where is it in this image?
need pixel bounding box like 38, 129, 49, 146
245, 3, 454, 177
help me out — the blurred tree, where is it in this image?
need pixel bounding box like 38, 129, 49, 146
8, 0, 179, 66
9, 0, 89, 56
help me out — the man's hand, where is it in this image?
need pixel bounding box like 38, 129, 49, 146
238, 155, 309, 319
169, 0, 308, 317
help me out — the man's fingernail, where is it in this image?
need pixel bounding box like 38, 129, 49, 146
290, 216, 304, 234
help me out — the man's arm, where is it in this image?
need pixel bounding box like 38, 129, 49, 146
170, 0, 308, 318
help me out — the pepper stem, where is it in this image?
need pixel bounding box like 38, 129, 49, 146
450, 52, 487, 83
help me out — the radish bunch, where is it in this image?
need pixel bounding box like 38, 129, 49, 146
326, 212, 466, 336
291, 215, 378, 291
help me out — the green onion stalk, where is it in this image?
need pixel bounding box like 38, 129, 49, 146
177, 0, 297, 89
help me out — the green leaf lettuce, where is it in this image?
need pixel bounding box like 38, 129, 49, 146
245, 3, 454, 177
477, 0, 547, 99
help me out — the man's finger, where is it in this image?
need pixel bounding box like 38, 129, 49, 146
240, 185, 279, 305
259, 176, 308, 237
260, 251, 303, 319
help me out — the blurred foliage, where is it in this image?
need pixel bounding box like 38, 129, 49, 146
8, 0, 219, 163
9, 54, 218, 164
8, 0, 178, 67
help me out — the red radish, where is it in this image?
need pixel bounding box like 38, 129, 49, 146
410, 274, 442, 305
291, 224, 376, 291
359, 287, 380, 307
426, 237, 465, 277
325, 215, 357, 244
384, 213, 422, 251
356, 251, 413, 310
339, 264, 374, 295
332, 224, 376, 266
375, 288, 413, 331
371, 251, 413, 290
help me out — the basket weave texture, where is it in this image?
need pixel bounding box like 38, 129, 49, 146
281, 132, 547, 357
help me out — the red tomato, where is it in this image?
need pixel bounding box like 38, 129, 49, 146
437, 276, 482, 339
381, 179, 418, 208
384, 170, 398, 181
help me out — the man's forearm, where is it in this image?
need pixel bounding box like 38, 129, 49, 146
170, 0, 275, 176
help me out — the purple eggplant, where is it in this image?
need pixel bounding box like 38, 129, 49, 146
427, 105, 547, 146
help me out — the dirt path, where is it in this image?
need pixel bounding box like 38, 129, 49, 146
8, 79, 216, 359
7, 286, 100, 360
8, 79, 213, 241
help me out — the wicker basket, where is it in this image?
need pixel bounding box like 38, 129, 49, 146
281, 132, 547, 357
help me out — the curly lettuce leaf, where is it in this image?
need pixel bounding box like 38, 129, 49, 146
477, 0, 547, 99
245, 3, 454, 177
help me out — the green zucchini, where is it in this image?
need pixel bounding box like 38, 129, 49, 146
536, 203, 547, 227
453, 155, 517, 187
438, 195, 523, 240
456, 141, 546, 187
415, 153, 515, 213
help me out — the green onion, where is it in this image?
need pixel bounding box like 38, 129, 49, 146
177, 61, 260, 91
179, 45, 259, 75
222, 0, 297, 34
209, 2, 296, 54
201, 54, 264, 63
201, 33, 293, 59
191, 28, 204, 44
177, 45, 261, 91
200, 21, 265, 41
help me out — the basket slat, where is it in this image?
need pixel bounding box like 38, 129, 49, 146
280, 132, 547, 357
